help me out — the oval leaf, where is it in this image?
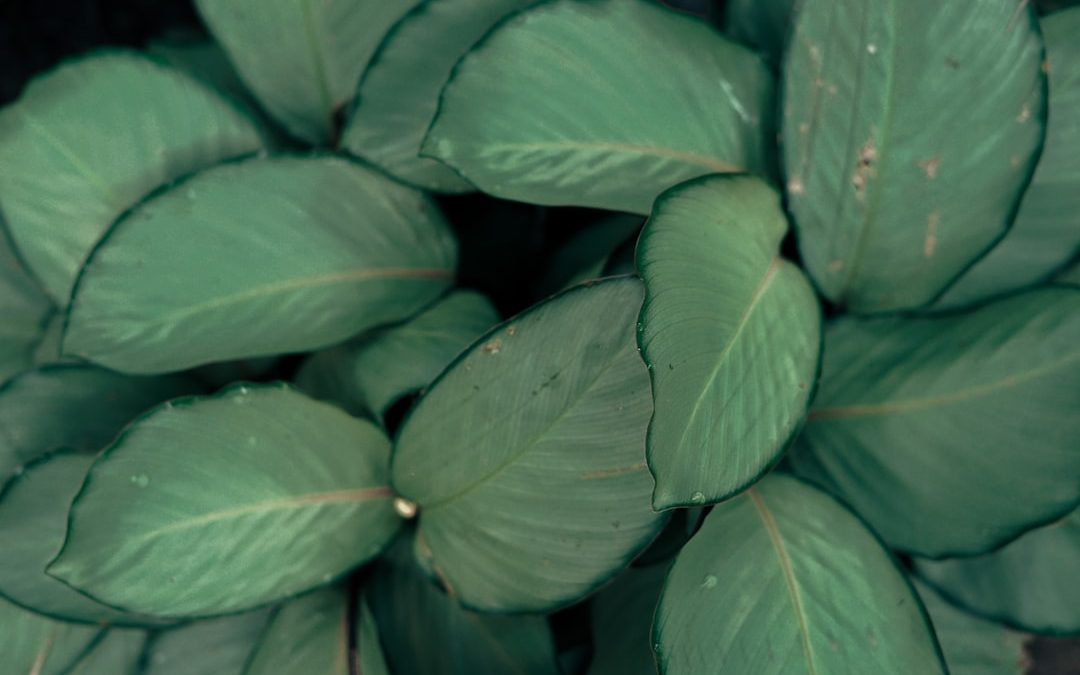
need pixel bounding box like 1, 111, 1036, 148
393, 277, 665, 612
790, 287, 1080, 556
244, 586, 351, 675
782, 0, 1045, 311
654, 474, 946, 675
0, 595, 101, 675
936, 7, 1080, 307
296, 290, 498, 421
195, 0, 421, 144
66, 629, 148, 675
0, 51, 264, 303
142, 608, 272, 675
422, 0, 775, 214
638, 175, 821, 509
916, 509, 1080, 635
48, 384, 402, 617
62, 156, 457, 374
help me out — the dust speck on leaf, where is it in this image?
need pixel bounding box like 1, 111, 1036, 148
482, 338, 502, 355
787, 177, 805, 196
827, 259, 844, 274
853, 138, 877, 199
918, 157, 940, 179
506, 325, 516, 336
1017, 104, 1031, 123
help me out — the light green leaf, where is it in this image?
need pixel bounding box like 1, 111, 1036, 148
393, 277, 665, 612
916, 509, 1080, 634
357, 596, 390, 675
0, 51, 264, 303
914, 579, 1030, 675
296, 290, 498, 420
782, 0, 1046, 312
369, 542, 560, 675
637, 175, 821, 509
0, 365, 195, 482
0, 450, 167, 625
66, 629, 148, 675
536, 214, 642, 297
343, 0, 536, 192
587, 562, 669, 675
0, 224, 53, 384
725, 0, 796, 63
790, 287, 1080, 556
195, 0, 422, 144
0, 595, 101, 675
142, 608, 272, 675
936, 8, 1080, 307
422, 0, 775, 214
48, 384, 402, 618
244, 586, 351, 675
62, 156, 457, 374
654, 474, 946, 675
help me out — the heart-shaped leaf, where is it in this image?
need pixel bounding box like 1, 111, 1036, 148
142, 608, 272, 675
194, 0, 421, 144
393, 277, 665, 612
243, 586, 353, 675
342, 0, 536, 192
65, 629, 148, 675
62, 156, 457, 374
0, 51, 264, 303
654, 474, 946, 675
790, 287, 1080, 556
0, 595, 101, 675
48, 384, 402, 617
916, 508, 1080, 635
782, 0, 1045, 312
296, 290, 498, 421
587, 562, 669, 675
936, 7, 1080, 308
637, 175, 821, 509
0, 224, 52, 384
422, 0, 775, 214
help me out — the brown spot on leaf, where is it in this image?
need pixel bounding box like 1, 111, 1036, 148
482, 339, 502, 355
945, 56, 961, 69
1017, 104, 1032, 123
1011, 155, 1023, 169
924, 211, 940, 258
827, 259, 844, 273
918, 157, 941, 179
506, 325, 517, 336
853, 139, 877, 199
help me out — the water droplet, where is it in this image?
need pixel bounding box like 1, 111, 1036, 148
130, 474, 150, 488
702, 574, 718, 589
691, 491, 706, 504
866, 43, 878, 55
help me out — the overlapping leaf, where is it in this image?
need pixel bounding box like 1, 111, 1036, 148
725, 0, 796, 64
422, 0, 775, 214
393, 278, 665, 611
782, 0, 1046, 311
244, 586, 353, 675
141, 608, 272, 675
0, 222, 52, 384
536, 214, 642, 297
66, 629, 148, 675
0, 595, 101, 675
587, 562, 669, 675
48, 384, 402, 617
638, 176, 820, 509
791, 287, 1080, 556
62, 156, 457, 374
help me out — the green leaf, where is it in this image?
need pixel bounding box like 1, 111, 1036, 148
369, 542, 560, 675
0, 449, 167, 625
393, 277, 665, 612
782, 0, 1046, 312
357, 596, 390, 675
790, 287, 1080, 556
244, 586, 351, 675
48, 384, 402, 618
0, 224, 53, 384
422, 0, 775, 214
62, 156, 457, 374
916, 509, 1080, 634
536, 214, 642, 297
0, 595, 102, 675
587, 562, 669, 675
1058, 259, 1080, 285
343, 0, 536, 192
296, 290, 499, 421
0, 51, 264, 304
654, 474, 946, 675
66, 629, 148, 675
194, 0, 421, 144
637, 175, 821, 509
913, 579, 1030, 675
935, 8, 1080, 307
142, 608, 272, 675
0, 365, 195, 482
725, 0, 796, 63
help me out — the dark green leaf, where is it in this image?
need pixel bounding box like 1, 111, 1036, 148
536, 214, 642, 297
62, 156, 457, 374
296, 290, 498, 421
587, 562, 668, 675
725, 0, 796, 63
936, 8, 1080, 307
791, 287, 1080, 556
422, 0, 775, 214
357, 596, 390, 675
194, 0, 422, 144
654, 474, 946, 674
916, 509, 1080, 634
244, 586, 351, 675
66, 629, 148, 675
0, 595, 101, 675
393, 277, 665, 611
1058, 259, 1080, 285
0, 51, 264, 303
782, 0, 1046, 311
142, 608, 272, 675
638, 175, 820, 509
48, 384, 402, 617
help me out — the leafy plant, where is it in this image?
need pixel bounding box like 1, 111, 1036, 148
0, 0, 1077, 673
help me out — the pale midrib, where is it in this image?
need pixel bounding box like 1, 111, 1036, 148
142, 267, 452, 327
809, 350, 1080, 421
675, 258, 780, 452
492, 140, 741, 174
136, 487, 392, 541
748, 488, 818, 675
18, 110, 120, 205
27, 626, 56, 675
301, 0, 334, 124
